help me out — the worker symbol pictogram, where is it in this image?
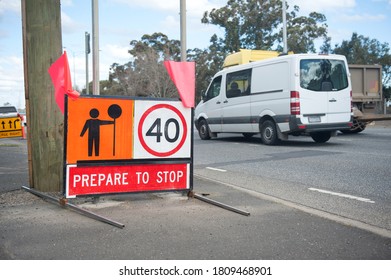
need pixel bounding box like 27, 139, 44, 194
80, 105, 122, 156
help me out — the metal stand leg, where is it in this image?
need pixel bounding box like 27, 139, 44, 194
188, 191, 250, 216
22, 186, 125, 229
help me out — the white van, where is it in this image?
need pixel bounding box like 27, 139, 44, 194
194, 53, 353, 145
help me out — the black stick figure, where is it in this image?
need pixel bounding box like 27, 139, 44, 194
80, 108, 114, 156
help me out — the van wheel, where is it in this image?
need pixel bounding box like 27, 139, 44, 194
260, 120, 279, 145
310, 131, 331, 143
198, 119, 211, 140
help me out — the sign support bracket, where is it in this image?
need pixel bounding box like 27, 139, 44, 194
188, 191, 250, 216
22, 186, 125, 228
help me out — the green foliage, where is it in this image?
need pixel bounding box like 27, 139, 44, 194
188, 35, 226, 103
286, 11, 328, 53
384, 86, 391, 100
201, 0, 328, 53
129, 32, 181, 60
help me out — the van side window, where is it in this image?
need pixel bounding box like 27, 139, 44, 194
226, 69, 252, 98
300, 59, 349, 92
205, 76, 222, 101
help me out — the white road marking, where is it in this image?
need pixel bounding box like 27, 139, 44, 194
195, 173, 391, 238
308, 187, 375, 203
206, 167, 227, 172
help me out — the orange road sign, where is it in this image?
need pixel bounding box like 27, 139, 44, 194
66, 97, 134, 164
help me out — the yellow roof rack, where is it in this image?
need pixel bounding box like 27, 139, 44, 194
223, 49, 293, 68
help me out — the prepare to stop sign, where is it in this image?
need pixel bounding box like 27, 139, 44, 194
134, 100, 191, 159
65, 98, 193, 198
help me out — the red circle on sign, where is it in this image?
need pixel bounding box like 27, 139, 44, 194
138, 104, 188, 157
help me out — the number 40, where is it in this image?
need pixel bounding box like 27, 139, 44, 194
146, 118, 180, 143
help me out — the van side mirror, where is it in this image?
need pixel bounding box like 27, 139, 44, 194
201, 91, 207, 101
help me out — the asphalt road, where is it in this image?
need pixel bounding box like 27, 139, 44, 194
193, 124, 391, 232
0, 137, 28, 193
0, 129, 390, 261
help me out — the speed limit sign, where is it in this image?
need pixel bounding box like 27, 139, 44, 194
133, 100, 191, 159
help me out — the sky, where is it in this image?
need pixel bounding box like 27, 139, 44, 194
0, 0, 390, 109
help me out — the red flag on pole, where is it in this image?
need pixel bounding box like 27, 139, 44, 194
48, 51, 80, 114
164, 60, 195, 108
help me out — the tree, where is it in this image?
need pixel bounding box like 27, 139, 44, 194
285, 11, 328, 53
81, 79, 122, 95
333, 32, 391, 93
320, 36, 332, 54
106, 32, 225, 102
105, 2, 332, 102
201, 0, 328, 53
188, 34, 226, 102
108, 33, 180, 98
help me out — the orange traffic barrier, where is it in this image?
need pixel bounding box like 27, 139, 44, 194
19, 114, 26, 140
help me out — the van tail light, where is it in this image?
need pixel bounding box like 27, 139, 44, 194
290, 91, 300, 115
350, 90, 353, 112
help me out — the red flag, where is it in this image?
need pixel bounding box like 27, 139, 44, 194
48, 51, 80, 114
164, 60, 195, 108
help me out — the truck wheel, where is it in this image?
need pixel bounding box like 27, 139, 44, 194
198, 119, 211, 140
260, 120, 279, 145
310, 131, 331, 143
340, 119, 366, 134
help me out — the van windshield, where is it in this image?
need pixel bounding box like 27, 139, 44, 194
205, 76, 222, 100
300, 59, 348, 92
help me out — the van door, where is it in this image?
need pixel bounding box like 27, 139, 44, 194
299, 58, 351, 124
221, 69, 252, 132
201, 75, 223, 133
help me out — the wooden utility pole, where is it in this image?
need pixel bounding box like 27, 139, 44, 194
22, 0, 64, 192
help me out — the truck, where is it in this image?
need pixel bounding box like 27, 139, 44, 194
194, 52, 353, 145
342, 64, 390, 133
220, 50, 391, 134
